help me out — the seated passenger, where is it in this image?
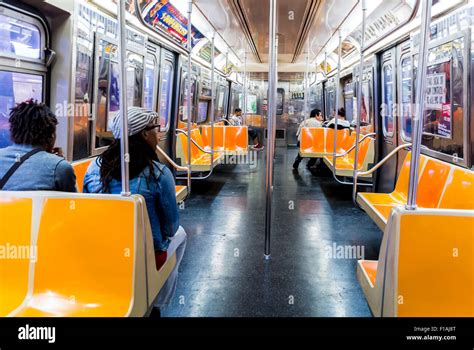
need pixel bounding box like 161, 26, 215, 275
229, 108, 264, 150
293, 108, 324, 170
325, 107, 351, 129
0, 99, 76, 192
83, 107, 187, 312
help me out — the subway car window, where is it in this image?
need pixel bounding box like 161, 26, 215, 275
422, 37, 466, 161
143, 58, 156, 111
158, 60, 174, 131
344, 82, 354, 122
0, 12, 42, 59
0, 72, 43, 148
94, 40, 118, 149
0, 7, 46, 149
126, 51, 144, 108
400, 55, 413, 142
382, 63, 395, 136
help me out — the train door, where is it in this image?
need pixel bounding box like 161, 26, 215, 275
158, 48, 176, 158
396, 41, 413, 171
378, 48, 398, 192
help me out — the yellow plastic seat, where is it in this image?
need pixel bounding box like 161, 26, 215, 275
1, 192, 177, 317
201, 125, 248, 156
201, 126, 225, 152
357, 206, 474, 316
0, 196, 33, 316
357, 153, 458, 230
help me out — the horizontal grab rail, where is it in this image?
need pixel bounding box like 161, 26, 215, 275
155, 144, 191, 201
176, 128, 213, 155
357, 143, 412, 177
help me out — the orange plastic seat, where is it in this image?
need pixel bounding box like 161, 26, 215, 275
224, 126, 248, 155
357, 152, 460, 230
439, 167, 474, 209
72, 158, 94, 192
201, 125, 248, 156
325, 128, 350, 155
176, 132, 224, 172
323, 136, 375, 178
201, 126, 225, 151
358, 207, 474, 316
175, 185, 187, 203
300, 128, 326, 157
0, 196, 33, 316
2, 192, 178, 317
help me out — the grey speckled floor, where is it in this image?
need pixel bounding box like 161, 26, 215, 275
161, 147, 382, 317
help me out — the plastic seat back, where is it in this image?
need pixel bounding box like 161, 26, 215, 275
72, 158, 94, 192
0, 196, 33, 316
395, 211, 474, 316
300, 128, 325, 153
201, 126, 224, 149
225, 126, 248, 151
417, 158, 451, 208
325, 129, 349, 153
439, 167, 474, 209
30, 197, 136, 316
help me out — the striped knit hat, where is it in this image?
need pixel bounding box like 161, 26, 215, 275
111, 107, 160, 139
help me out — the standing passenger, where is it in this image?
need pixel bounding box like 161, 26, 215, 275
0, 99, 76, 192
83, 107, 186, 314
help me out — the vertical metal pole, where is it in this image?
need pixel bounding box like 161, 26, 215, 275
332, 30, 342, 176
406, 0, 432, 210
117, 0, 130, 196
265, 0, 278, 259
186, 0, 192, 178
352, 0, 367, 184
324, 51, 328, 119
243, 50, 248, 123
210, 32, 215, 167
304, 49, 309, 120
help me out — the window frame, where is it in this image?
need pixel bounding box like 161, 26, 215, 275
381, 61, 395, 138
399, 52, 413, 143
0, 4, 47, 66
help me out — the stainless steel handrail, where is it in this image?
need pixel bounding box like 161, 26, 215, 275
332, 133, 376, 158
155, 144, 191, 201
352, 143, 412, 206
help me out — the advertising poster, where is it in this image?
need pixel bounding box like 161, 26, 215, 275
438, 103, 452, 138
140, 0, 204, 48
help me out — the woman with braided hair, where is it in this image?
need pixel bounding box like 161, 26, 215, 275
0, 99, 76, 192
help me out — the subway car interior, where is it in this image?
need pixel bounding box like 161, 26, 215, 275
0, 0, 473, 320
